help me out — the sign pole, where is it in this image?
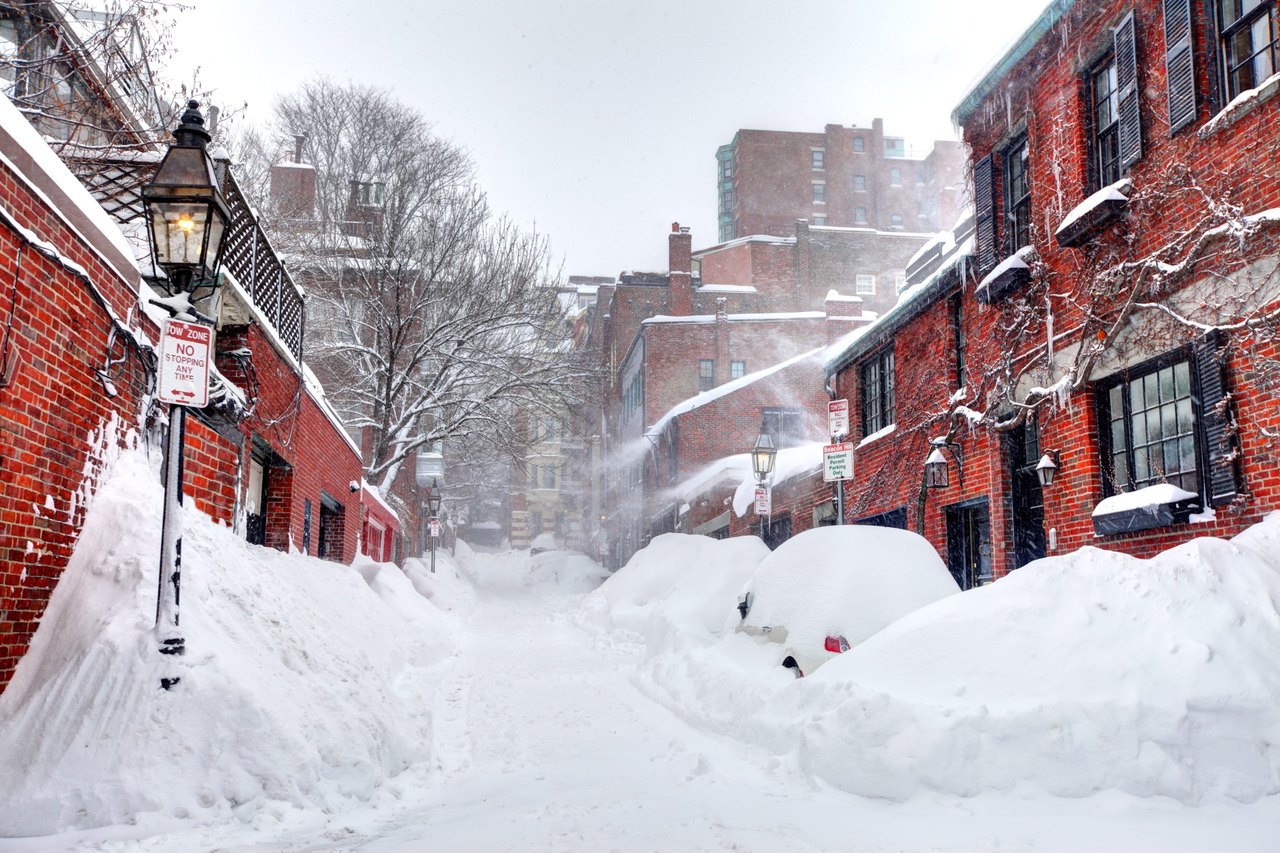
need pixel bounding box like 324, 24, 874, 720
836, 477, 845, 526
155, 404, 187, 687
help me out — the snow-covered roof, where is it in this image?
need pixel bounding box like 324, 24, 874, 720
696, 283, 758, 294
361, 481, 401, 528
643, 311, 824, 326
693, 234, 795, 255
647, 348, 825, 438
953, 0, 1078, 125
825, 234, 974, 374
0, 94, 139, 289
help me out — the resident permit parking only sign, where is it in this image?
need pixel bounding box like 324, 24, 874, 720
157, 318, 212, 408
823, 442, 854, 483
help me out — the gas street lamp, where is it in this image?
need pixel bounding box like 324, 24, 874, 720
751, 429, 777, 540
141, 100, 229, 688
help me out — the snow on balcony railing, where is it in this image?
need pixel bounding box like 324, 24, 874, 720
220, 170, 305, 362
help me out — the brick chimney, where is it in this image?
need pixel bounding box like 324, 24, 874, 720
269, 134, 316, 219
714, 297, 730, 383
668, 222, 693, 316
824, 290, 870, 344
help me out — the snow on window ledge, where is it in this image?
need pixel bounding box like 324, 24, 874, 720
857, 422, 897, 449
1199, 71, 1280, 140
976, 245, 1036, 304
1055, 178, 1131, 247
1091, 483, 1201, 537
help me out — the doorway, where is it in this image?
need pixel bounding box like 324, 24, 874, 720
945, 498, 991, 590
1007, 417, 1047, 568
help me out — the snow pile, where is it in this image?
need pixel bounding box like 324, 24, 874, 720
458, 545, 607, 593
401, 553, 476, 614
0, 445, 458, 835
633, 515, 1280, 804
529, 550, 611, 593
580, 533, 770, 653
739, 526, 959, 659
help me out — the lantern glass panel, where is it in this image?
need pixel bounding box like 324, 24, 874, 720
149, 201, 214, 268
925, 456, 949, 488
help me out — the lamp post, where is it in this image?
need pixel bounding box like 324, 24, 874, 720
751, 429, 778, 541
141, 100, 230, 688
426, 480, 443, 574
415, 442, 445, 570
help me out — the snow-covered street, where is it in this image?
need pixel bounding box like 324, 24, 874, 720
1, 452, 1278, 851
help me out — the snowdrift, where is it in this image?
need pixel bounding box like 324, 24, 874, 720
0, 445, 459, 836
629, 517, 1280, 804
458, 544, 607, 593
580, 533, 771, 652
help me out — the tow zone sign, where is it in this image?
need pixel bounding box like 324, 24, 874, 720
823, 442, 854, 482
157, 318, 211, 408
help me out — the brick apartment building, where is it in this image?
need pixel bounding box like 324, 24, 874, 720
811, 0, 1280, 589
715, 119, 965, 242
586, 224, 878, 567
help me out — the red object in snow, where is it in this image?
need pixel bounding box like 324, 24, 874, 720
824, 635, 850, 654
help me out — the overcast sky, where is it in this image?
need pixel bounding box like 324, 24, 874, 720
172, 1, 1045, 278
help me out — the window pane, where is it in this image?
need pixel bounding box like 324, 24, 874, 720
1109, 385, 1124, 414
1111, 419, 1127, 449
1135, 447, 1150, 481
1133, 411, 1147, 444
1175, 362, 1191, 398
1161, 404, 1177, 439
1164, 440, 1181, 475
1114, 451, 1130, 488
1145, 374, 1161, 408
1147, 409, 1162, 442
1159, 366, 1175, 402
1177, 398, 1194, 432
1180, 435, 1197, 472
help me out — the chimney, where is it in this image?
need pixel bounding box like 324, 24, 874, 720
824, 290, 870, 344
269, 133, 316, 219
668, 222, 693, 316
714, 297, 730, 384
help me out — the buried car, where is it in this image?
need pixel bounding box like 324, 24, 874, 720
735, 525, 960, 676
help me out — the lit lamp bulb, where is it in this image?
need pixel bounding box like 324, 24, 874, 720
177, 213, 195, 233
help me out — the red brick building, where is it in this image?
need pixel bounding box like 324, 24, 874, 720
695, 219, 938, 318
0, 91, 374, 692
590, 224, 878, 566
716, 120, 965, 242
819, 0, 1280, 589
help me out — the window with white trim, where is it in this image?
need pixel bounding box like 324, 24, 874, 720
855, 274, 876, 294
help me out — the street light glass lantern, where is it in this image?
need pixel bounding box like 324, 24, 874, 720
751, 430, 777, 482
1036, 452, 1059, 487
142, 100, 231, 290
924, 447, 950, 489
426, 481, 443, 516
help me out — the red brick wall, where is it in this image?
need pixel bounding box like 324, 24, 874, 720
0, 153, 153, 690
233, 323, 363, 562
184, 416, 239, 523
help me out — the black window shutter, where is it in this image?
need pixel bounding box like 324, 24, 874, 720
1194, 330, 1239, 506
1164, 0, 1197, 133
1115, 12, 1143, 169
973, 154, 997, 275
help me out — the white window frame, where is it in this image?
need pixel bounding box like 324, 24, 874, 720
856, 274, 876, 295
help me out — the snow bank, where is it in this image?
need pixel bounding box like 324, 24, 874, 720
457, 546, 607, 594
580, 533, 770, 653
0, 446, 458, 835
634, 516, 1280, 804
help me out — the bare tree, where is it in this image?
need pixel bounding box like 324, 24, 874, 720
250, 80, 594, 495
